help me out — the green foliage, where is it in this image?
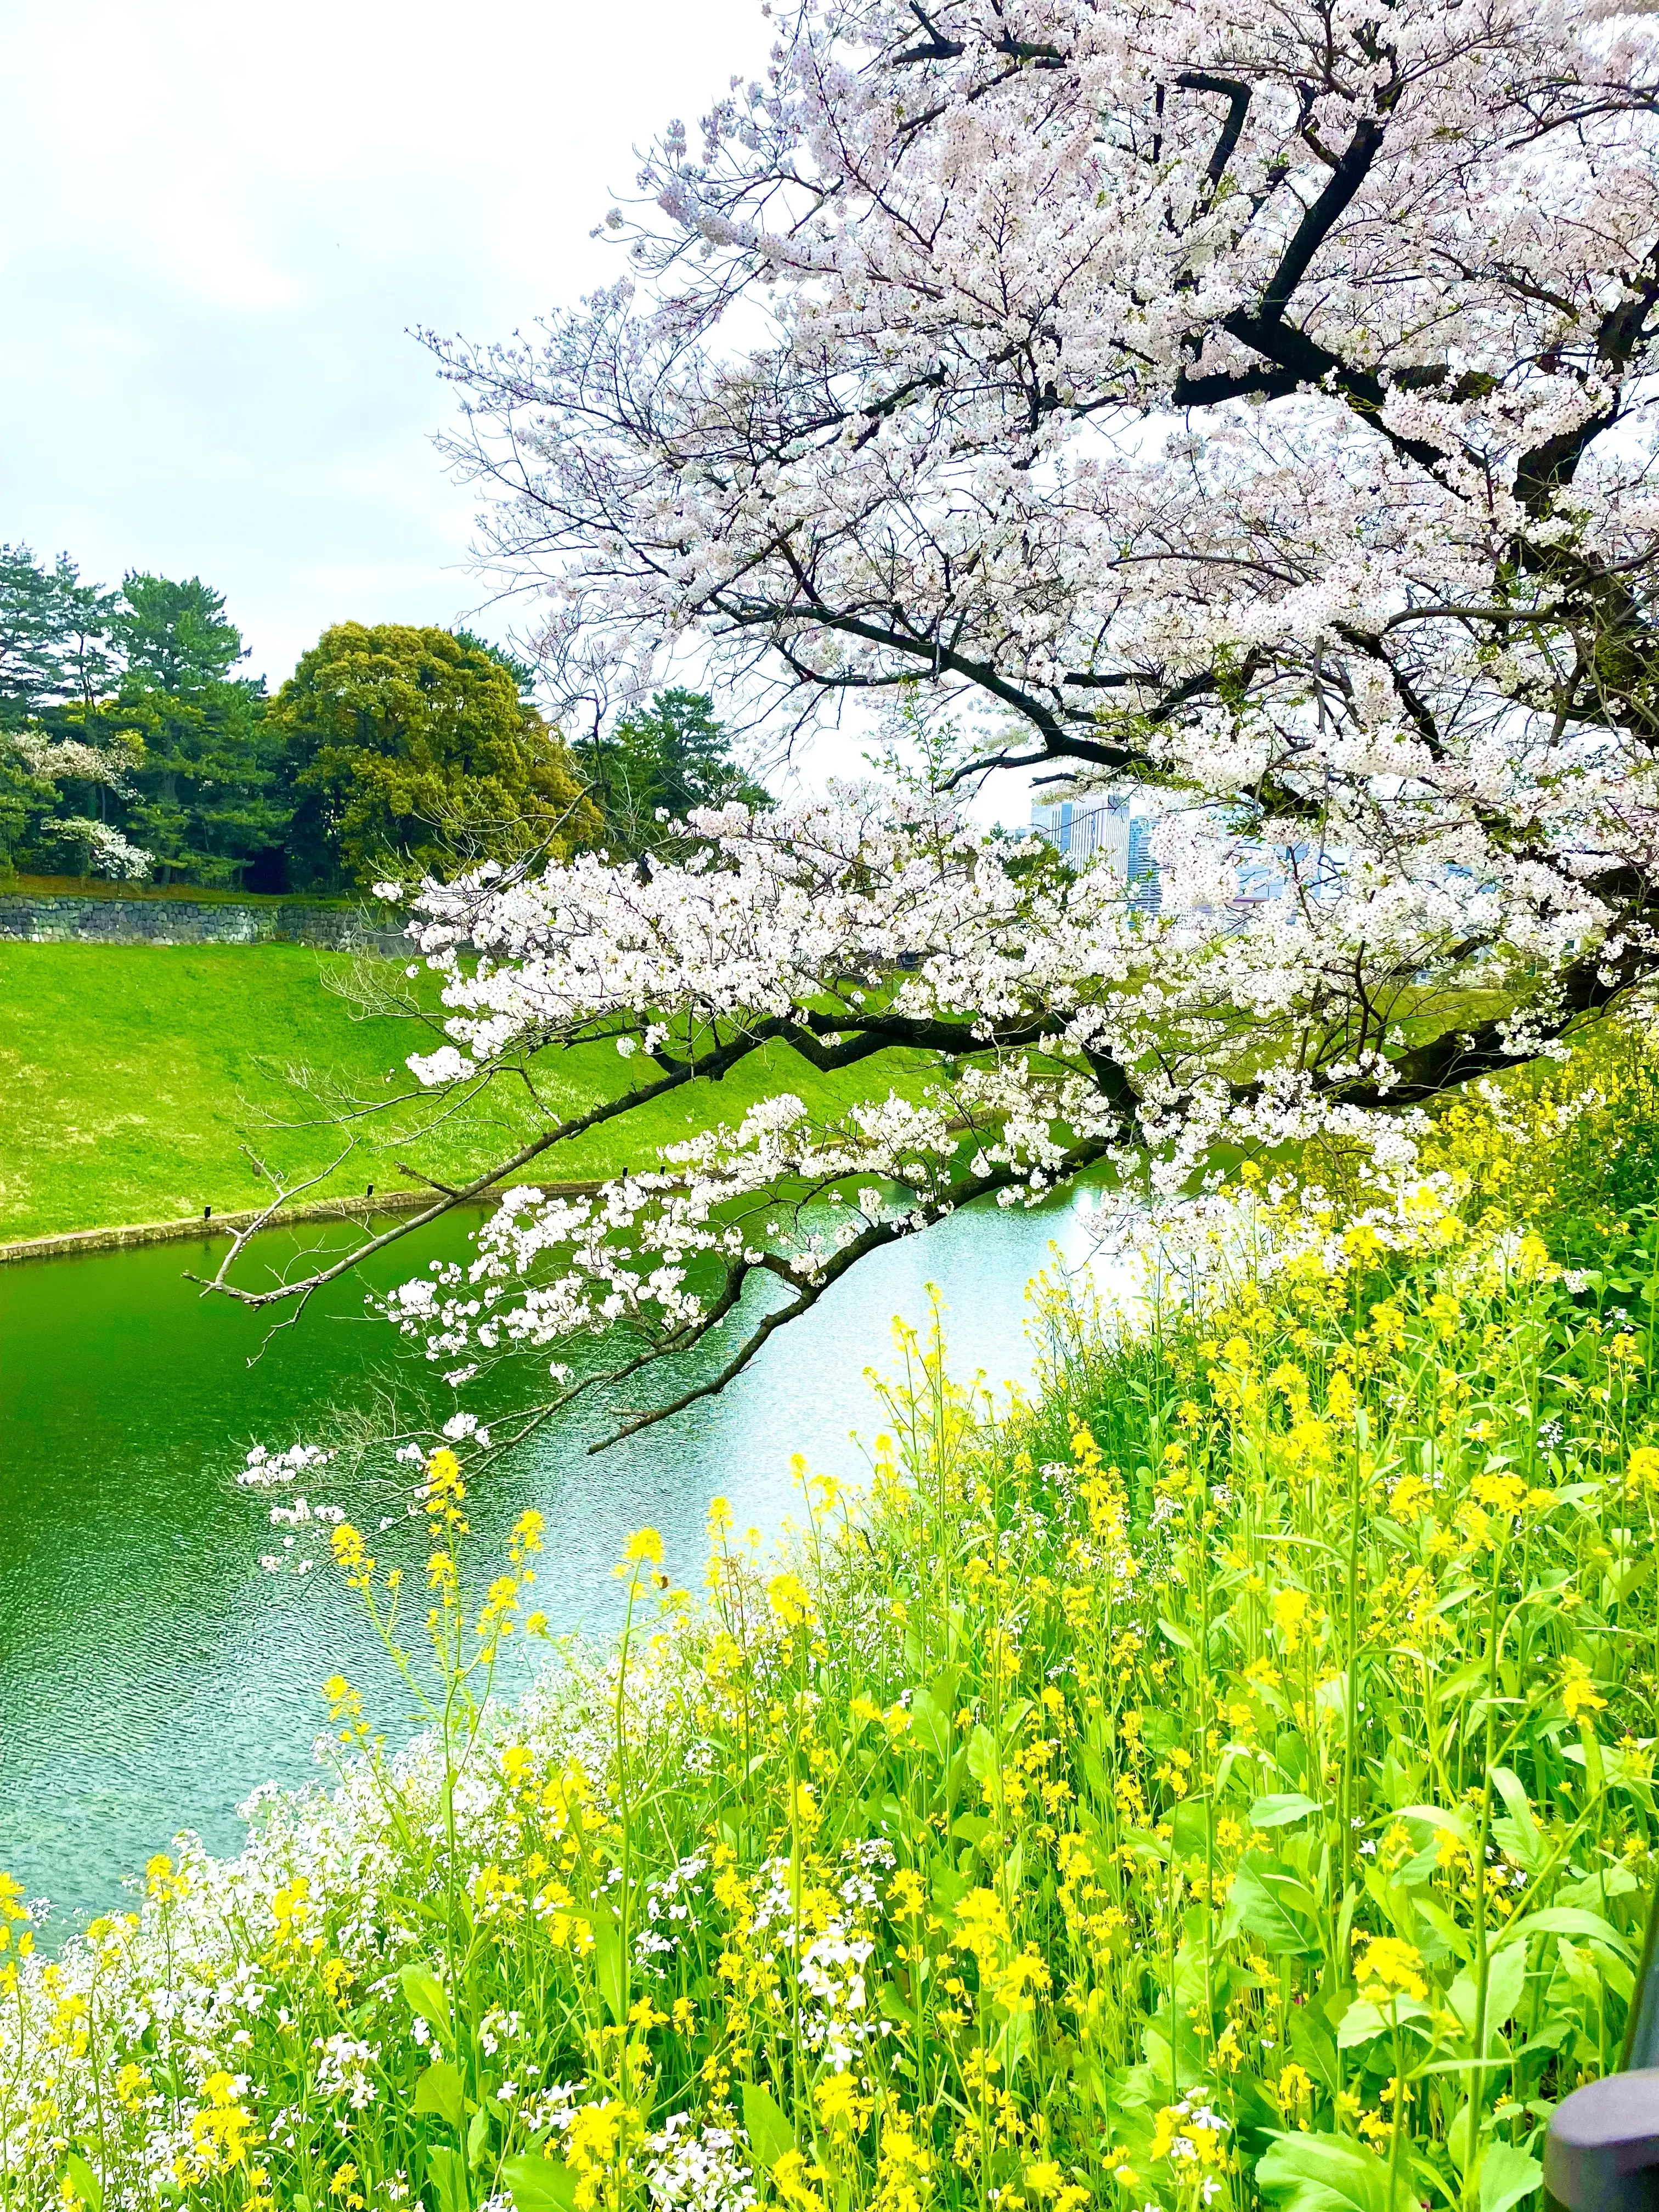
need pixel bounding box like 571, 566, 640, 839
0, 744, 52, 866
450, 627, 539, 697
0, 552, 286, 885
0, 545, 132, 872
112, 574, 288, 885
270, 623, 600, 890
1, 543, 608, 889
1418, 1023, 1659, 1264
0, 543, 122, 726
118, 573, 244, 693
574, 687, 771, 855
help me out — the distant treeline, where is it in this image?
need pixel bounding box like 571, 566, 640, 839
0, 546, 769, 890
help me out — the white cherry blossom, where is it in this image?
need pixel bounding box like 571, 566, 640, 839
205, 0, 1659, 1438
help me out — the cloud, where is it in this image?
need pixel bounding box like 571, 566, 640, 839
0, 0, 771, 682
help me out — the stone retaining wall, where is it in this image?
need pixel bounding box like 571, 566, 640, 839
0, 1180, 605, 1265
0, 892, 409, 958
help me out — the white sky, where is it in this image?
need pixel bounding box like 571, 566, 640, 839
0, 0, 1040, 820
0, 0, 772, 683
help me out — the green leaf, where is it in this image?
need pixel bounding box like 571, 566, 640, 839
1477, 2141, 1542, 2212
1338, 1997, 1431, 2048
1555, 1866, 1640, 1911
1171, 1796, 1211, 1858
1336, 2000, 1390, 2049
930, 1859, 971, 1911
997, 1697, 1032, 1744
1449, 1944, 1527, 2038
1289, 2006, 1339, 2098
413, 2058, 466, 2130
1143, 1707, 1182, 1756
1250, 1792, 1322, 1828
61, 2154, 103, 2212
1395, 1803, 1472, 1844
1222, 1858, 1320, 1956
1157, 1614, 1195, 1654
1499, 1908, 1636, 1961
1492, 1945, 1532, 2027
426, 2145, 466, 2212
966, 1724, 999, 1785
1415, 1895, 1475, 1966
909, 1671, 959, 1762
592, 1911, 628, 2027
468, 2103, 492, 2171
1446, 2100, 1475, 2180
390, 1890, 450, 1927
1489, 1769, 1543, 1873
502, 2153, 580, 2212
742, 2079, 795, 2170
941, 1746, 970, 1812
400, 1961, 449, 2041
1257, 2129, 1398, 2212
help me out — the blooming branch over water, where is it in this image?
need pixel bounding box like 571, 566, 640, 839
201, 0, 1659, 1444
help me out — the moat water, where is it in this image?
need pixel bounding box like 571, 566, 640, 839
0, 1186, 1127, 1936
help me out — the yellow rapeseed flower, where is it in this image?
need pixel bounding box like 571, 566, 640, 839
190, 2072, 261, 2173
508, 1508, 544, 1561
766, 1571, 816, 1628
145, 1853, 189, 1904
1562, 1657, 1607, 1719
1354, 1933, 1427, 2004
1472, 1471, 1527, 1516
953, 1887, 1011, 1967
814, 2070, 873, 2135
772, 2149, 829, 2212
425, 1447, 462, 1493
1270, 1587, 1312, 1650
329, 1522, 370, 1573
876, 2115, 934, 2212
888, 1867, 927, 1917
1275, 2063, 1314, 2114
1385, 1472, 1434, 1520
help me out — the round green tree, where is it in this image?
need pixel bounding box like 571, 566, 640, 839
271, 623, 597, 890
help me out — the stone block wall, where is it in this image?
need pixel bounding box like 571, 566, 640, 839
0, 893, 410, 960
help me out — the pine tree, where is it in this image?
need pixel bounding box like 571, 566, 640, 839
573, 689, 770, 856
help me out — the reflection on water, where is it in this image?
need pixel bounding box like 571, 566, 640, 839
0, 1189, 1125, 1933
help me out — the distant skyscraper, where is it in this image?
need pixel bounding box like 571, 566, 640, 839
1029, 789, 1132, 873
1029, 786, 1164, 910
1126, 815, 1161, 911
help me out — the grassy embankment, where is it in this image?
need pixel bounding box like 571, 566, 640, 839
0, 919, 1513, 1249
0, 942, 934, 1245
5, 1019, 1659, 2209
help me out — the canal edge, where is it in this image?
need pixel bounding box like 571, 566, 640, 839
0, 1181, 607, 1265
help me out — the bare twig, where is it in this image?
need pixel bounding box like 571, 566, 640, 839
394, 1161, 462, 1198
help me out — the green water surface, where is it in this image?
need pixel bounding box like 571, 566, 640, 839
0, 1193, 1114, 1936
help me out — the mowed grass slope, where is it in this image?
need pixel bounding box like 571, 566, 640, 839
0, 943, 931, 1242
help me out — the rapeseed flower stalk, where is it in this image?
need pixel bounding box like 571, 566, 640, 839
7, 1029, 1659, 2210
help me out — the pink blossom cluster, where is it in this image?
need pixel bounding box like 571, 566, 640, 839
223, 0, 1659, 1423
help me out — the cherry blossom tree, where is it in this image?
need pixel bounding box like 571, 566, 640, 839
210, 0, 1659, 1446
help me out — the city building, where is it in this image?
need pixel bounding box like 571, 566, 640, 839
1029, 788, 1160, 909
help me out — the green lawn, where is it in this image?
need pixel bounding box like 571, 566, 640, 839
0, 943, 930, 1242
